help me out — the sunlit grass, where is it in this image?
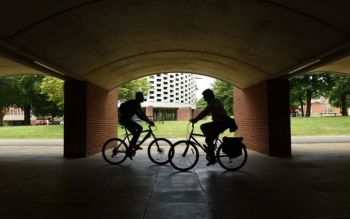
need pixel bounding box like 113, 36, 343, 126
1, 117, 350, 139
290, 116, 350, 136
0, 125, 63, 139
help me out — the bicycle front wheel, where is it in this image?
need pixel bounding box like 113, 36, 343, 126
102, 138, 128, 165
169, 140, 199, 171
148, 138, 172, 165
216, 144, 247, 171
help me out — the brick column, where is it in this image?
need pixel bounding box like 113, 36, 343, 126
233, 77, 291, 157
64, 79, 117, 158
177, 107, 192, 121
64, 79, 86, 158
145, 106, 154, 120
86, 83, 117, 156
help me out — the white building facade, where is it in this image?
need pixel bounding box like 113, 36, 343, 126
142, 73, 198, 121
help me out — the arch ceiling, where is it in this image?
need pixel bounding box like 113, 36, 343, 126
0, 0, 350, 89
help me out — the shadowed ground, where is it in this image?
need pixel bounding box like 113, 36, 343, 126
0, 143, 349, 219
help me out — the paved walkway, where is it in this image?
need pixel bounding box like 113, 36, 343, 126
0, 142, 349, 218
1, 135, 350, 146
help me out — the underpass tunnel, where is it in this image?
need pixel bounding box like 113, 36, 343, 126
1, 1, 350, 158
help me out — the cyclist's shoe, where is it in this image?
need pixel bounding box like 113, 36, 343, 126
206, 159, 216, 166
133, 146, 143, 151
206, 154, 216, 166
126, 149, 134, 160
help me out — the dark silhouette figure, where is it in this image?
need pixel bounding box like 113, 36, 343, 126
190, 89, 232, 166
119, 92, 154, 152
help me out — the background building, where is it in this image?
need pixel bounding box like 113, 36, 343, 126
142, 73, 199, 121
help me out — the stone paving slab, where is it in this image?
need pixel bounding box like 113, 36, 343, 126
0, 143, 349, 218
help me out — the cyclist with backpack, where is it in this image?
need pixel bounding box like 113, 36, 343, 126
119, 92, 155, 155
190, 89, 237, 166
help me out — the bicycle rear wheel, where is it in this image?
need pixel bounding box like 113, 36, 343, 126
169, 140, 199, 171
148, 138, 172, 165
102, 138, 128, 165
216, 143, 247, 171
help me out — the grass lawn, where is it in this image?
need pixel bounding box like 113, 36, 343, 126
0, 125, 63, 139
1, 117, 350, 139
291, 116, 350, 136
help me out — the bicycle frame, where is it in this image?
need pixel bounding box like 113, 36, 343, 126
120, 124, 156, 147
185, 123, 222, 154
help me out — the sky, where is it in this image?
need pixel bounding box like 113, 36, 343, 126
194, 74, 215, 99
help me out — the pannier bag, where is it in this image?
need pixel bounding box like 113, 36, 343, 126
221, 137, 244, 158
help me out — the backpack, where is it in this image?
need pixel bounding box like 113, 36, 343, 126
119, 101, 128, 115
221, 137, 244, 158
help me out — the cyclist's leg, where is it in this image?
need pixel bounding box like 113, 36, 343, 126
122, 120, 143, 149
201, 122, 228, 165
200, 122, 217, 165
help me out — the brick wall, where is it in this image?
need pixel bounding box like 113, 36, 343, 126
234, 82, 269, 154
177, 107, 192, 121
145, 106, 154, 119
86, 83, 117, 156
234, 78, 291, 156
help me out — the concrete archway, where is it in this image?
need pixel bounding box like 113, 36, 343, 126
1, 1, 350, 157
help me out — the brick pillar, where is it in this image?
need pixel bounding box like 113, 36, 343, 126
177, 107, 192, 121
145, 106, 154, 120
64, 79, 86, 158
64, 79, 117, 158
233, 77, 291, 157
86, 83, 117, 156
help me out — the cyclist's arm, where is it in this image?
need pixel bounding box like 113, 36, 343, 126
135, 106, 154, 125
191, 106, 211, 123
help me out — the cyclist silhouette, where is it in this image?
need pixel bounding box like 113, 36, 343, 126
119, 92, 155, 153
190, 89, 232, 166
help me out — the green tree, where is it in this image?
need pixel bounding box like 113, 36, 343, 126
196, 97, 207, 109
212, 80, 233, 116
40, 76, 64, 111
328, 74, 350, 116
289, 72, 334, 117
0, 78, 12, 125
0, 75, 64, 125
118, 77, 150, 102
3, 75, 46, 125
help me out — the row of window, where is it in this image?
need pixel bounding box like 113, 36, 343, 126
146, 73, 196, 105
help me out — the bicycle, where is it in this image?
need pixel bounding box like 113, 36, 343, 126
168, 123, 247, 171
102, 124, 172, 165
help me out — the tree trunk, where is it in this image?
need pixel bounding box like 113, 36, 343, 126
341, 94, 348, 116
306, 90, 312, 117
23, 105, 31, 125
299, 95, 304, 117
0, 107, 5, 126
